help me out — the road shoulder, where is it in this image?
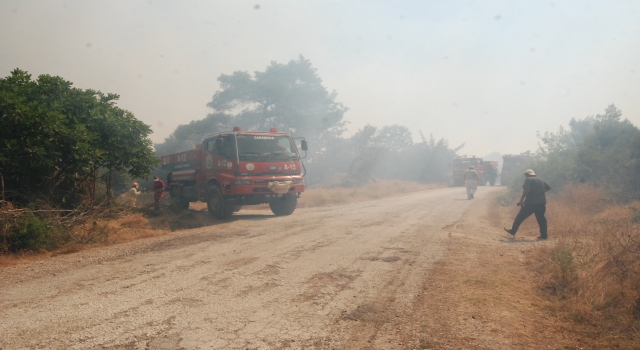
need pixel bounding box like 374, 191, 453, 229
395, 192, 582, 349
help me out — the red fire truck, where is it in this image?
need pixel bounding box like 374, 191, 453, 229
451, 155, 488, 186
161, 127, 307, 219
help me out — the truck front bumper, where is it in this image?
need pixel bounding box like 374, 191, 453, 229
223, 177, 305, 195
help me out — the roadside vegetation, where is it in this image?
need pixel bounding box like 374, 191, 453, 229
496, 105, 640, 347
535, 186, 640, 347
0, 69, 158, 255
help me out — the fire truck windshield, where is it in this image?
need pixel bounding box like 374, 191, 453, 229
454, 158, 481, 167
236, 135, 297, 161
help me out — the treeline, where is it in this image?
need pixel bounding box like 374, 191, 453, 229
154, 56, 462, 187
532, 104, 640, 200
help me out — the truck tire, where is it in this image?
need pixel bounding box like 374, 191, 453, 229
169, 185, 189, 212
269, 194, 297, 216
207, 186, 233, 219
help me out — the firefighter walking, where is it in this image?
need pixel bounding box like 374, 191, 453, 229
504, 169, 551, 240
463, 166, 478, 199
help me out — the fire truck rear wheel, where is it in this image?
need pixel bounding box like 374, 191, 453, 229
269, 194, 297, 216
207, 186, 233, 219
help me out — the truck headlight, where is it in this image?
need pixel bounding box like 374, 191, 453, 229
234, 180, 252, 185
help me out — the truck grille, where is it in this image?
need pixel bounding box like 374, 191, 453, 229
242, 172, 300, 177
253, 187, 295, 193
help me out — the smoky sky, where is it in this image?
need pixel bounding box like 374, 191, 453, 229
1, 0, 639, 156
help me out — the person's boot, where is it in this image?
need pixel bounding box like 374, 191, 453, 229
504, 228, 515, 236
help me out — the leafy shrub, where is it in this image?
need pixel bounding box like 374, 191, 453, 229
6, 213, 55, 252
549, 242, 577, 291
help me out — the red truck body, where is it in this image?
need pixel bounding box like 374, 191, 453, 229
161, 127, 306, 218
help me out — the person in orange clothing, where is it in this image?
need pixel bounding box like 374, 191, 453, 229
127, 182, 141, 207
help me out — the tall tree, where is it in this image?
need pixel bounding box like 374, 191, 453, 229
207, 56, 347, 154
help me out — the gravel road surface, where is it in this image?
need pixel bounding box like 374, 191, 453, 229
0, 187, 500, 349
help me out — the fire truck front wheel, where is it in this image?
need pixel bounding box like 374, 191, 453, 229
269, 194, 297, 216
207, 186, 234, 219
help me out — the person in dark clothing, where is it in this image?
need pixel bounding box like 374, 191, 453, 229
504, 169, 551, 240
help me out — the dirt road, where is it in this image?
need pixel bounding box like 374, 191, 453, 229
0, 187, 501, 349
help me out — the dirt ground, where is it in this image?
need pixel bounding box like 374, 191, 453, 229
0, 187, 585, 349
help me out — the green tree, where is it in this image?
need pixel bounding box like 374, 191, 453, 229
575, 105, 639, 198
0, 69, 157, 205
535, 104, 640, 199
207, 56, 347, 153
346, 124, 460, 184
346, 125, 388, 184
416, 132, 463, 183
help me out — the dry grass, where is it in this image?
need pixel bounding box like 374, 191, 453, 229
515, 184, 640, 347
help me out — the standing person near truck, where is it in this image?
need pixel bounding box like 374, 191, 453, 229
128, 182, 141, 207
463, 166, 478, 199
152, 176, 165, 210
504, 169, 551, 240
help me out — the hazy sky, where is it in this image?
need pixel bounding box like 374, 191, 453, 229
2, 0, 639, 157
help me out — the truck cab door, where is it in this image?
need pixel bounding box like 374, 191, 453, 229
205, 135, 237, 177
204, 138, 221, 174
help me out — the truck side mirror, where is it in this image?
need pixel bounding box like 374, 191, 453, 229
301, 140, 308, 151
